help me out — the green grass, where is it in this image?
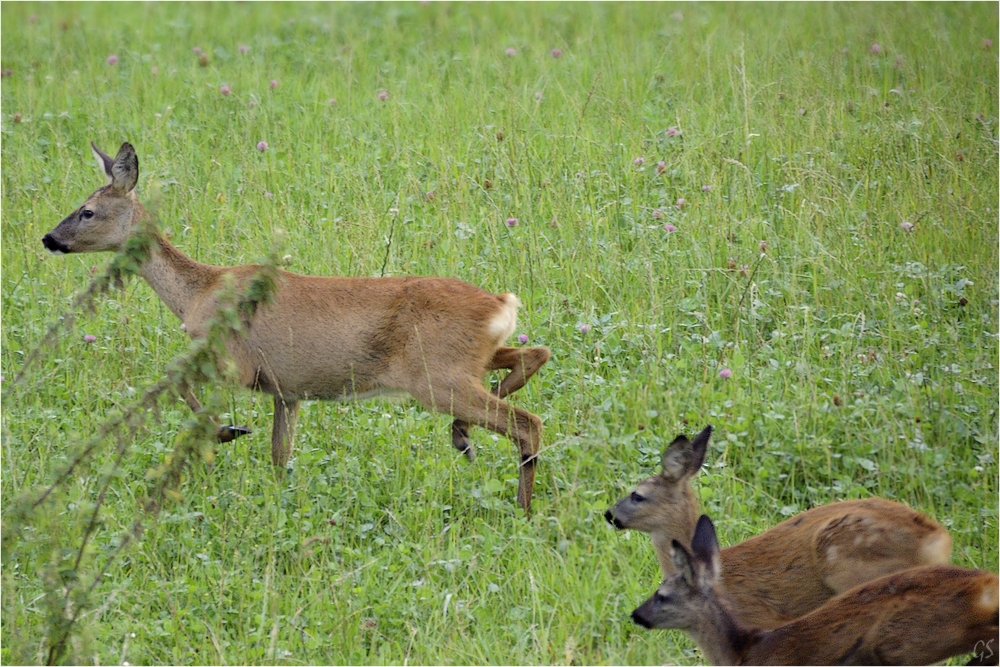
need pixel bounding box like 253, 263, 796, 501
2, 2, 997, 664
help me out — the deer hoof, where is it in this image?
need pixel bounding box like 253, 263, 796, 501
217, 424, 252, 443
451, 421, 476, 461
452, 436, 476, 462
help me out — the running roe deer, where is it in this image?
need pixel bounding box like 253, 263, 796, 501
606, 425, 952, 627
42, 142, 550, 514
631, 514, 998, 666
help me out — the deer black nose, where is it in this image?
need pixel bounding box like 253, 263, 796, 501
631, 609, 653, 629
605, 509, 626, 529
42, 234, 70, 254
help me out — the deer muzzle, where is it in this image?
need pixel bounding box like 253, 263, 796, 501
605, 509, 626, 530
630, 607, 654, 629
42, 233, 71, 254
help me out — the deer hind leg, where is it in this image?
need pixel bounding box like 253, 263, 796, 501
179, 381, 252, 443
432, 380, 541, 516
451, 346, 550, 461
271, 397, 300, 467
489, 345, 551, 398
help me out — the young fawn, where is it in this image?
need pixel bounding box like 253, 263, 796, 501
606, 425, 952, 627
42, 142, 550, 514
631, 514, 999, 665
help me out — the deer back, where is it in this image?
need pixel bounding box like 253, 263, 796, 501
216, 271, 520, 401
721, 498, 952, 628
746, 565, 999, 665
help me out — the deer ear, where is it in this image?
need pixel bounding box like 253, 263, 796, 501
688, 425, 712, 473
91, 142, 114, 184
670, 539, 697, 587
662, 425, 713, 481
690, 514, 721, 583
661, 435, 690, 481
110, 142, 139, 193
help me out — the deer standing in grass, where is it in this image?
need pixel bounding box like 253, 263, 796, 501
606, 425, 953, 627
631, 514, 998, 665
42, 142, 550, 514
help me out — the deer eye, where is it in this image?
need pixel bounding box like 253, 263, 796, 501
81, 209, 95, 219
630, 492, 645, 503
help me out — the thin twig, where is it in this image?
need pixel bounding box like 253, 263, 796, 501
575, 72, 601, 137
379, 198, 400, 277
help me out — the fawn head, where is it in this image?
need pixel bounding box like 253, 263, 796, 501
43, 142, 142, 255
605, 425, 712, 538
631, 514, 722, 631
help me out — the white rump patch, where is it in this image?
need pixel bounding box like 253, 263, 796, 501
918, 531, 952, 565
826, 546, 838, 562
487, 293, 521, 343
978, 583, 998, 612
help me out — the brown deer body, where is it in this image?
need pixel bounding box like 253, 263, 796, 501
606, 426, 952, 627
42, 142, 550, 514
631, 514, 999, 666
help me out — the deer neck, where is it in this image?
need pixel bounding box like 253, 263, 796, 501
688, 595, 757, 666
139, 232, 223, 322
650, 531, 678, 578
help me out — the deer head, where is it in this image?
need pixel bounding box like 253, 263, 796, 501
631, 514, 724, 631
605, 425, 711, 540
42, 142, 142, 254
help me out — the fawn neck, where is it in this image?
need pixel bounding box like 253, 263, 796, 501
651, 531, 680, 578
139, 229, 223, 322
688, 597, 755, 666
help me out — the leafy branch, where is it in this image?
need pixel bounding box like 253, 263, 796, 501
2, 224, 284, 665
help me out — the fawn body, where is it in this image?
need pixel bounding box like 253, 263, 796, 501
42, 142, 550, 513
631, 514, 998, 665
606, 426, 952, 627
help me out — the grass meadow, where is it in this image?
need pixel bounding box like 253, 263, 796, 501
2, 2, 998, 664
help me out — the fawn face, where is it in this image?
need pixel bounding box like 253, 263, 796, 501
631, 514, 722, 631
605, 425, 712, 537
43, 142, 140, 255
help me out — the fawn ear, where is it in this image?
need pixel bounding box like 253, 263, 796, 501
91, 142, 114, 184
661, 435, 692, 481
688, 425, 712, 472
662, 426, 711, 482
690, 514, 721, 583
110, 142, 139, 193
671, 539, 697, 587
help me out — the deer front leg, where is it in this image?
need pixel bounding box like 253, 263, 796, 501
451, 346, 549, 461
451, 420, 476, 461
271, 397, 300, 467
178, 381, 252, 443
